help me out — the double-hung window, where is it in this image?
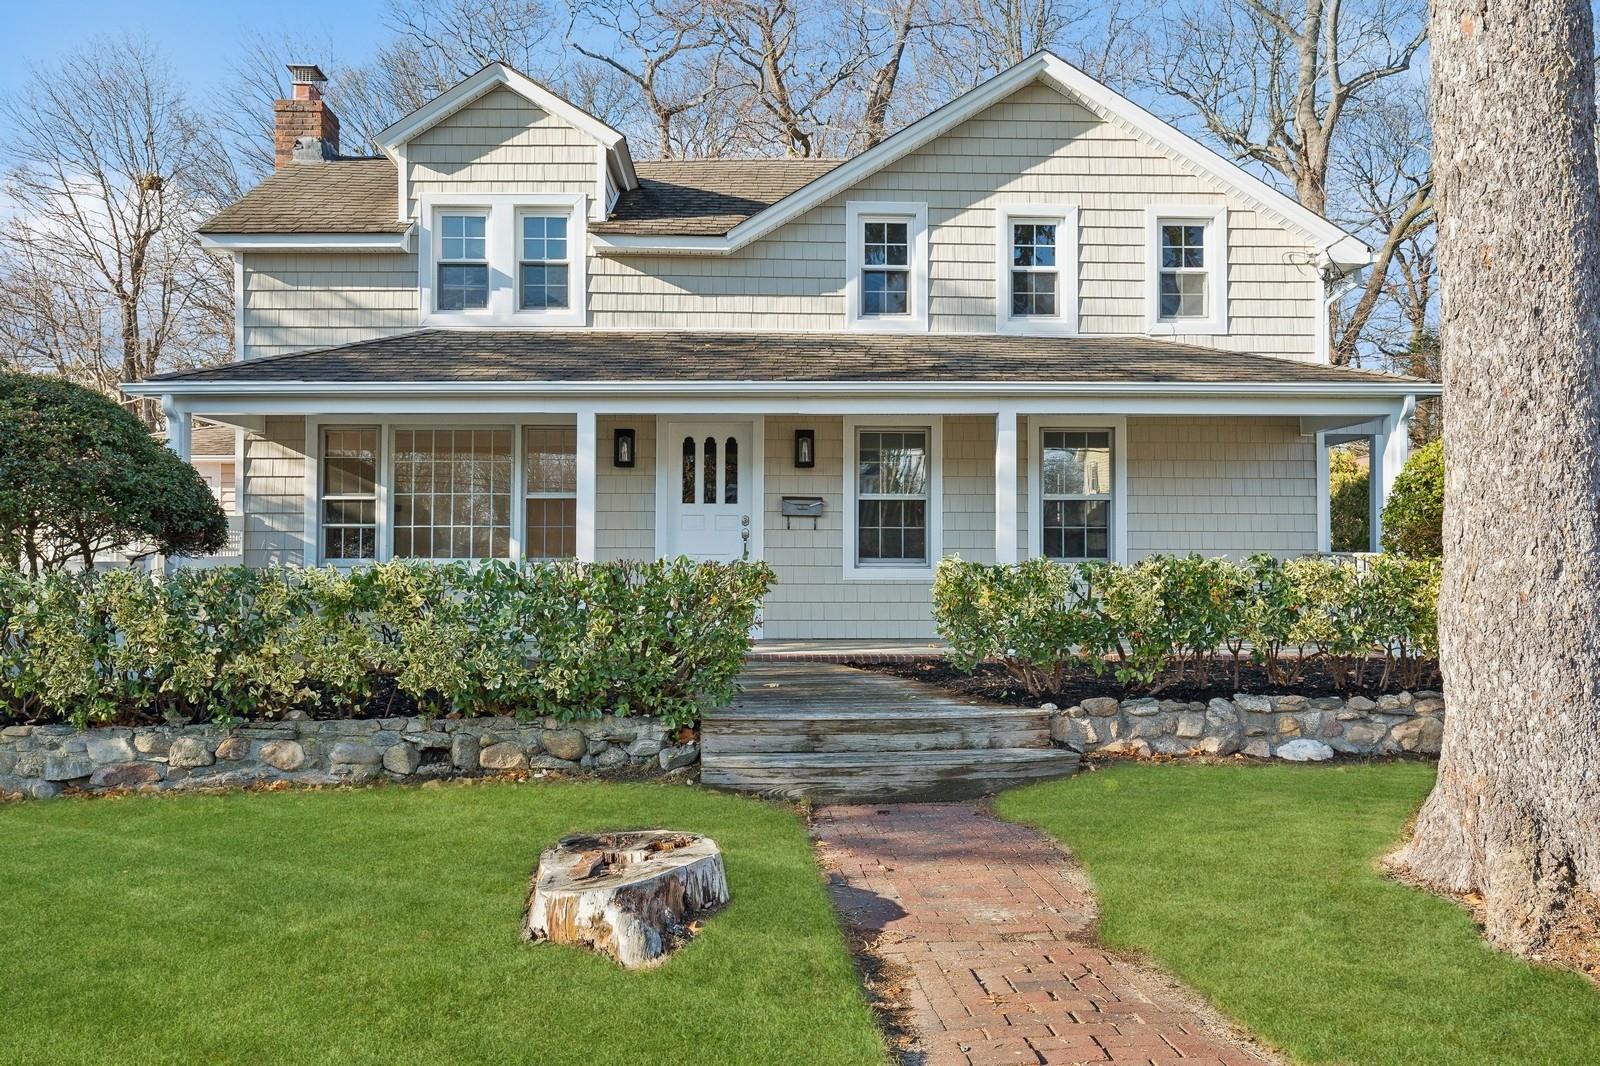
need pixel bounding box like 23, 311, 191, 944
436, 213, 488, 311
855, 429, 930, 566
320, 427, 379, 561
846, 202, 927, 330
995, 204, 1077, 334
1146, 205, 1227, 334
518, 214, 569, 310
1040, 429, 1113, 561
524, 426, 577, 559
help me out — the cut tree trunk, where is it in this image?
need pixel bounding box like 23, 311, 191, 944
524, 830, 729, 968
1389, 1, 1600, 957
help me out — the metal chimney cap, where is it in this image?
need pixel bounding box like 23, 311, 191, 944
287, 64, 328, 85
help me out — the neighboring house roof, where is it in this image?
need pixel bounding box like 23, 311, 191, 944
593, 160, 843, 236
199, 158, 405, 235
139, 331, 1423, 390
190, 424, 238, 456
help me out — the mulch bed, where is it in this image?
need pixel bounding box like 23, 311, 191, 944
849, 657, 1441, 709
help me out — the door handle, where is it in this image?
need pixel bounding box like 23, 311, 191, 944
740, 515, 751, 561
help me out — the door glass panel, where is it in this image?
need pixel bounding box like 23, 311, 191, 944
724, 437, 738, 504
703, 437, 717, 503
681, 435, 695, 504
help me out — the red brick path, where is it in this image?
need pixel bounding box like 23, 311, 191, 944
812, 804, 1273, 1066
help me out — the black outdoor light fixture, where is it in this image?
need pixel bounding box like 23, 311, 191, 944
794, 428, 816, 468
613, 427, 636, 468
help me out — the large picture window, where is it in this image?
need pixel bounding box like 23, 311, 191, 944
1040, 429, 1112, 561
524, 426, 577, 558
391, 428, 512, 559
320, 427, 379, 561
856, 429, 929, 565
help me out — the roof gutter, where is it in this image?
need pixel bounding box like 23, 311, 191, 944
124, 378, 1440, 399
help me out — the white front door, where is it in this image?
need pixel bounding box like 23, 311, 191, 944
666, 421, 754, 561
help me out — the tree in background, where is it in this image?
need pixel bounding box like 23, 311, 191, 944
0, 38, 233, 414
1388, 2, 1600, 959
1327, 444, 1371, 553
0, 372, 228, 574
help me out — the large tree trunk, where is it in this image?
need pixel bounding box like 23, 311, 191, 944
1389, 3, 1600, 956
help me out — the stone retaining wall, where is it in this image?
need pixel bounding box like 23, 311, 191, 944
1048, 691, 1445, 761
0, 714, 700, 801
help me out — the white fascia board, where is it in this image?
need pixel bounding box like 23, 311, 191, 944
125, 378, 1438, 400
592, 51, 1370, 262
375, 63, 637, 191
199, 231, 414, 253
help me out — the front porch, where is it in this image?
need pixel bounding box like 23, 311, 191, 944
128, 329, 1431, 641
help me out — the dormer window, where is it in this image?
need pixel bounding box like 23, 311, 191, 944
845, 201, 928, 331
420, 194, 588, 328
1144, 205, 1227, 335
518, 214, 569, 310
436, 213, 488, 311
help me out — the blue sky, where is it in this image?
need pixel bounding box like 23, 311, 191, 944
7, 0, 390, 97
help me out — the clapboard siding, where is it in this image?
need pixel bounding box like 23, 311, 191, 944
238, 79, 1326, 360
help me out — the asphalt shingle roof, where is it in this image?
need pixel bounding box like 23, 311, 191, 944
147, 331, 1421, 388
199, 158, 407, 235
592, 160, 843, 236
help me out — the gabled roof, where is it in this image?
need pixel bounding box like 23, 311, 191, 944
375, 62, 636, 192
135, 330, 1426, 393
591, 52, 1372, 270
594, 160, 843, 236
199, 158, 404, 235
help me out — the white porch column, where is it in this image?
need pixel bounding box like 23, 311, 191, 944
161, 394, 191, 461
994, 406, 1019, 565
576, 409, 597, 562
1372, 395, 1416, 550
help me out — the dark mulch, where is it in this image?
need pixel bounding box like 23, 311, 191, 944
849, 657, 1442, 709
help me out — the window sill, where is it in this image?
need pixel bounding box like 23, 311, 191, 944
843, 561, 936, 582
846, 315, 930, 334
422, 308, 586, 329
1146, 318, 1227, 337
996, 316, 1079, 336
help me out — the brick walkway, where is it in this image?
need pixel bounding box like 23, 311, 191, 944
812, 804, 1274, 1066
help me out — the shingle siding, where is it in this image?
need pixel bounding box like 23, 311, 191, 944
237, 79, 1326, 361
242, 416, 308, 568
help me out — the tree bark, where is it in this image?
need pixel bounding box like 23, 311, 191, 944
1389, 1, 1600, 956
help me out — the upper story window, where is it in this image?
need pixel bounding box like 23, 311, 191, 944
519, 214, 569, 310
1145, 205, 1227, 335
437, 214, 488, 311
995, 204, 1077, 335
845, 201, 928, 331
421, 194, 587, 328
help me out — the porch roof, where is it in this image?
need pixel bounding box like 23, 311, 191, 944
138, 330, 1429, 392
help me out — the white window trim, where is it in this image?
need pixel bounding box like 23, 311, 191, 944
1144, 205, 1228, 336
1025, 415, 1128, 564
842, 415, 943, 580
844, 201, 929, 332
995, 203, 1079, 336
305, 415, 593, 566
417, 192, 588, 328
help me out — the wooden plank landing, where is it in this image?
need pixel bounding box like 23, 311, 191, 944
700, 661, 1078, 802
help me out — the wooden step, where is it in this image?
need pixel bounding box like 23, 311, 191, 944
701, 707, 1049, 754
700, 748, 1081, 803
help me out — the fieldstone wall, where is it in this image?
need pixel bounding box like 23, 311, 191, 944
1049, 691, 1445, 762
0, 713, 700, 801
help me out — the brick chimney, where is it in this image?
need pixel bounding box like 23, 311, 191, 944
274, 64, 340, 169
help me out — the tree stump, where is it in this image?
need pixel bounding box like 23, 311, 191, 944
523, 830, 729, 968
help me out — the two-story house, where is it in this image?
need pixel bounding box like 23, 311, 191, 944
126, 53, 1436, 640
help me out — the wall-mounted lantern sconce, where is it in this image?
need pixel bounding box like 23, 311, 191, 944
794, 429, 815, 468
613, 428, 636, 468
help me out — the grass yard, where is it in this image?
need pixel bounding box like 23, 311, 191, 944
0, 781, 885, 1066
999, 762, 1600, 1066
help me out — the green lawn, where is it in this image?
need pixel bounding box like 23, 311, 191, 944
999, 762, 1600, 1066
0, 781, 884, 1066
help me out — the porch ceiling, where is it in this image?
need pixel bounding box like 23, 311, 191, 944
138, 330, 1429, 391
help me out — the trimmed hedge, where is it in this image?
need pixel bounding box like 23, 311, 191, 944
0, 559, 775, 730
932, 553, 1440, 697
1381, 440, 1444, 556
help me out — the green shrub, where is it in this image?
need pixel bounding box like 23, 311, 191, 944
0, 559, 774, 730
0, 372, 228, 573
1328, 446, 1372, 552
1380, 440, 1444, 556
932, 553, 1440, 696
